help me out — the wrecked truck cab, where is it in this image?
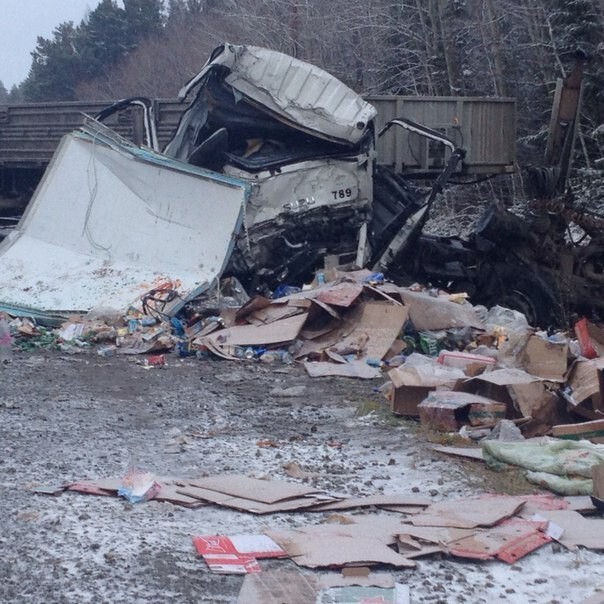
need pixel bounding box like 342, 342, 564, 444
162, 44, 378, 291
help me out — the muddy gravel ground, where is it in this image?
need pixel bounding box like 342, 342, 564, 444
1, 350, 604, 604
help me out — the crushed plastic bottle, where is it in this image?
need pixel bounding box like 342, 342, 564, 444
0, 315, 13, 363
233, 346, 256, 360
260, 350, 294, 364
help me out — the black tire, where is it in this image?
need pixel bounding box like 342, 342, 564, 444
483, 266, 565, 329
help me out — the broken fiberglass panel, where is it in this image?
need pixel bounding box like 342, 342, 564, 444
0, 124, 249, 313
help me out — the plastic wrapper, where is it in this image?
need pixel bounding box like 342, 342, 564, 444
118, 463, 161, 503
485, 305, 533, 368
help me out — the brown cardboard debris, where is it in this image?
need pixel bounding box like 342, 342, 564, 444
410, 496, 527, 529
536, 509, 604, 550
552, 419, 604, 444
340, 567, 371, 578
299, 324, 339, 341
507, 381, 559, 418
169, 474, 339, 514
446, 518, 551, 563
470, 368, 545, 387
564, 495, 597, 513
309, 298, 342, 320
153, 482, 208, 508
396, 534, 446, 558
418, 391, 506, 432
235, 295, 273, 322
295, 325, 343, 358
178, 484, 333, 514
337, 301, 409, 360
362, 284, 404, 305
304, 360, 381, 379
522, 334, 568, 381
201, 313, 308, 349
249, 302, 308, 325
388, 364, 463, 416
316, 282, 364, 307
431, 445, 485, 461
467, 368, 559, 426
377, 505, 427, 516
271, 515, 416, 545
399, 289, 484, 330
564, 358, 604, 408
398, 524, 477, 545
274, 534, 415, 568
186, 475, 320, 504
307, 494, 431, 512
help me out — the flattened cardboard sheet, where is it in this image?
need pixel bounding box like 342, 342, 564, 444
410, 496, 527, 529
178, 484, 332, 514
470, 368, 545, 386
563, 358, 604, 407
276, 534, 415, 569
308, 494, 430, 511
431, 445, 485, 461
537, 510, 604, 550
304, 361, 381, 379
316, 282, 364, 307
522, 335, 568, 382
447, 518, 550, 563
189, 475, 320, 504
202, 313, 307, 348
338, 301, 409, 360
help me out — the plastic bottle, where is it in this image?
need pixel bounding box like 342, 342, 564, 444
233, 346, 256, 360
0, 316, 13, 363
260, 350, 294, 364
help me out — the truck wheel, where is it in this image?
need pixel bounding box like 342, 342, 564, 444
486, 268, 564, 328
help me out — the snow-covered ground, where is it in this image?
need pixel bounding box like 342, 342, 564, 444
1, 351, 603, 603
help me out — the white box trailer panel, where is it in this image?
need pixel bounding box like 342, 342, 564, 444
0, 122, 249, 313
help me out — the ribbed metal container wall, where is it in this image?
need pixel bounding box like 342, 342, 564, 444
0, 96, 515, 174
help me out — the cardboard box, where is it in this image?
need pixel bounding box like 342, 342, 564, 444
564, 358, 604, 410
418, 391, 506, 432
388, 364, 463, 416
522, 334, 568, 382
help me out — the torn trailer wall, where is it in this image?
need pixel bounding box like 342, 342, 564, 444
0, 121, 249, 314
0, 44, 381, 314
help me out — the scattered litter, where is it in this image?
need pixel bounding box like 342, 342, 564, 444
192, 534, 286, 574
117, 465, 161, 504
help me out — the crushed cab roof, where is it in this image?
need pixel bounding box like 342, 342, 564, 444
175, 44, 377, 145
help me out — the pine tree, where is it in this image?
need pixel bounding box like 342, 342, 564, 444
22, 22, 85, 101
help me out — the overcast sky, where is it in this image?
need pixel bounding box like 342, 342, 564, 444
1, 1, 111, 89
